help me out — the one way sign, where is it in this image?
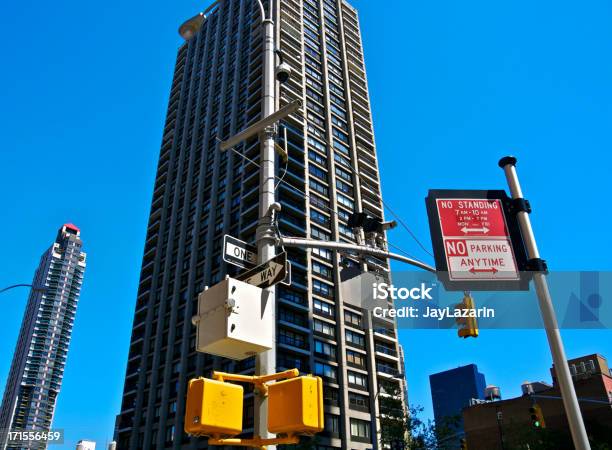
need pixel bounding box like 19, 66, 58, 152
237, 252, 288, 289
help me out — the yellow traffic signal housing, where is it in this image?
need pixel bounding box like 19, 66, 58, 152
184, 378, 243, 437
456, 294, 479, 338
268, 375, 324, 435
529, 403, 546, 428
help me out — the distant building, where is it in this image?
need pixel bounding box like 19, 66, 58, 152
0, 224, 86, 450
76, 440, 96, 450
463, 354, 612, 450
430, 364, 487, 424
107, 441, 117, 450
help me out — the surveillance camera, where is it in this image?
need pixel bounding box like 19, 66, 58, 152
275, 63, 292, 84
379, 220, 397, 232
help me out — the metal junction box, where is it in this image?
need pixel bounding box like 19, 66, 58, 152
191, 277, 273, 360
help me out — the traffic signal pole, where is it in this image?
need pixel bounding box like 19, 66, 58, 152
499, 156, 591, 450
255, 0, 277, 445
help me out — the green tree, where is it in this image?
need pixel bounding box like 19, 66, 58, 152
377, 380, 459, 450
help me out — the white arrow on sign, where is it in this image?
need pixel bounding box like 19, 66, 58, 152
243, 261, 284, 287
461, 226, 490, 234
237, 252, 288, 288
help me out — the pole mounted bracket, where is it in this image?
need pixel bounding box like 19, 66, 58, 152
508, 198, 532, 215
525, 258, 548, 273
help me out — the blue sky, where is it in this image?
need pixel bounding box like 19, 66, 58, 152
1, 0, 611, 447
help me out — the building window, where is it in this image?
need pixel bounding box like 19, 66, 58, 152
334, 152, 352, 168
314, 340, 337, 359
344, 310, 362, 327
336, 179, 353, 195
350, 418, 371, 440
324, 387, 339, 405
310, 209, 330, 227
314, 299, 335, 317
348, 392, 369, 411
312, 261, 333, 279
310, 179, 329, 196
278, 288, 306, 305
279, 328, 306, 349
313, 279, 333, 298
309, 164, 328, 181
279, 308, 307, 327
333, 139, 350, 155
338, 223, 354, 237
311, 226, 331, 241
309, 150, 327, 166
346, 349, 366, 368
348, 371, 368, 388
337, 193, 354, 209
165, 425, 175, 443
325, 414, 341, 435
314, 361, 337, 381
312, 247, 332, 260
346, 330, 365, 347
308, 136, 327, 153
314, 319, 335, 338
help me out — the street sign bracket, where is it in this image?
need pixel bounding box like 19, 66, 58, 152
525, 258, 548, 273
508, 197, 532, 215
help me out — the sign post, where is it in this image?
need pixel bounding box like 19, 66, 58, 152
498, 156, 590, 450
425, 190, 528, 291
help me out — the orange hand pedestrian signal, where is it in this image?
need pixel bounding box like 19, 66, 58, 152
268, 376, 324, 435
184, 370, 323, 447
184, 378, 243, 437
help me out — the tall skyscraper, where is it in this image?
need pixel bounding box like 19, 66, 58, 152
115, 1, 406, 448
0, 224, 86, 449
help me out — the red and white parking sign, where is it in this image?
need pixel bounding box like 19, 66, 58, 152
435, 198, 520, 281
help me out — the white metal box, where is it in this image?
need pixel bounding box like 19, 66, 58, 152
191, 277, 273, 360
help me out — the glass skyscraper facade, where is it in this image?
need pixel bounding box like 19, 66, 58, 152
0, 224, 86, 450
429, 364, 487, 446
115, 1, 406, 448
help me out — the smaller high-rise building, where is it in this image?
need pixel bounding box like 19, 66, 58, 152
430, 363, 487, 443
0, 224, 86, 450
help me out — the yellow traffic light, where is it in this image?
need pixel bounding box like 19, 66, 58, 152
456, 293, 479, 338
268, 375, 324, 435
184, 377, 243, 437
529, 403, 546, 429
460, 438, 468, 449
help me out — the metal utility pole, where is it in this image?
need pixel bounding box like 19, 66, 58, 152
499, 156, 591, 450
255, 0, 277, 444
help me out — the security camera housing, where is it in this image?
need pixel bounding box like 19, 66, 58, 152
275, 63, 292, 84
